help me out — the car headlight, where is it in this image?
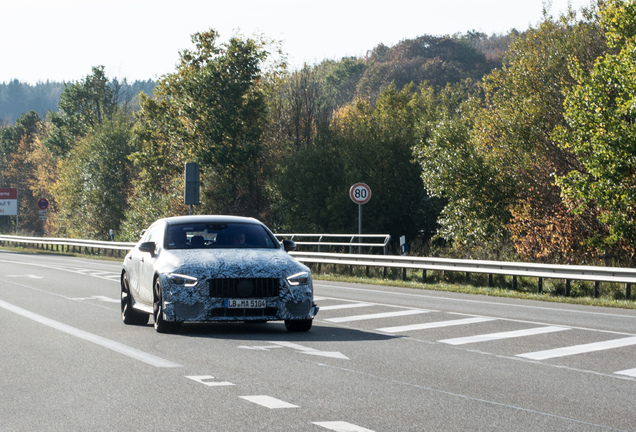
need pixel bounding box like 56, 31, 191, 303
287, 271, 310, 286
169, 273, 199, 287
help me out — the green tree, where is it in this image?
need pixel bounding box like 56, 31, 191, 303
555, 0, 636, 261
125, 30, 279, 237
0, 110, 41, 179
275, 84, 439, 244
0, 112, 56, 234
46, 66, 118, 157
415, 5, 607, 261
53, 114, 134, 239
356, 34, 494, 100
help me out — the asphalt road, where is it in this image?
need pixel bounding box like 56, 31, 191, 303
1, 249, 636, 431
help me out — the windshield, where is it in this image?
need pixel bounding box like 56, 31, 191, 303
166, 222, 278, 250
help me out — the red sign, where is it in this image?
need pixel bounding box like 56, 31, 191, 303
349, 183, 372, 205
0, 188, 17, 199
38, 198, 49, 210
0, 188, 18, 216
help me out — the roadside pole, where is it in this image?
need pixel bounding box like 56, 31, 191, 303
349, 183, 372, 253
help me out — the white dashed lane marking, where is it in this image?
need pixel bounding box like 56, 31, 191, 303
186, 375, 234, 386
325, 309, 431, 323
313, 421, 376, 431
517, 336, 636, 360
377, 316, 497, 333
319, 303, 375, 311
439, 325, 571, 345
239, 395, 299, 409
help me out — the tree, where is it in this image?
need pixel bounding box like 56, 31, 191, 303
53, 114, 134, 239
356, 34, 494, 101
0, 110, 41, 176
415, 5, 607, 261
46, 66, 118, 157
125, 30, 279, 238
555, 0, 636, 261
275, 83, 439, 244
0, 112, 56, 234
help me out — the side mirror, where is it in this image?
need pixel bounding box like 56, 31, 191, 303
139, 241, 156, 254
282, 239, 296, 252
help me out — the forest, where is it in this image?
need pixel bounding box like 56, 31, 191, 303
1, 0, 634, 266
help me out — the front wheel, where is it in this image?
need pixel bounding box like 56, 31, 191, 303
284, 318, 313, 332
153, 279, 180, 333
121, 273, 149, 325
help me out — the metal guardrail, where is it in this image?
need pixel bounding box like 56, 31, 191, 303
0, 234, 135, 257
1, 234, 634, 298
289, 251, 636, 298
289, 252, 636, 283
274, 234, 391, 254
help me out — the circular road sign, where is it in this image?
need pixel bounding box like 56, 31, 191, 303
349, 183, 372, 205
38, 198, 49, 210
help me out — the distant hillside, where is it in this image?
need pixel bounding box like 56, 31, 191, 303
0, 79, 156, 125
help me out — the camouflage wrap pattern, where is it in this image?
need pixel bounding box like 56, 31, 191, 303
155, 249, 316, 322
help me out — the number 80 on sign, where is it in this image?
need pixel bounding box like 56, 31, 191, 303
349, 183, 371, 205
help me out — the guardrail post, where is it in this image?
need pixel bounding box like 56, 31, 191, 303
422, 270, 426, 284
627, 283, 632, 300
565, 280, 571, 296
594, 281, 600, 298
402, 268, 406, 281
488, 274, 493, 287
538, 277, 543, 294
512, 275, 517, 291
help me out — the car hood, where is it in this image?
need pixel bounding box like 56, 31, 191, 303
156, 247, 309, 279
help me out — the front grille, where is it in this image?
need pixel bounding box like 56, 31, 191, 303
209, 278, 280, 298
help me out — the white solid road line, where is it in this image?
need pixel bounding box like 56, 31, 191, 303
439, 326, 571, 345
0, 298, 182, 368
325, 309, 431, 323
517, 336, 636, 360
378, 316, 497, 333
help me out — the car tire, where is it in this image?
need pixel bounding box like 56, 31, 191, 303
284, 318, 313, 332
153, 278, 180, 333
121, 273, 149, 325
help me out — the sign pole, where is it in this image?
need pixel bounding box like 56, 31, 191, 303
358, 204, 362, 253
349, 183, 372, 254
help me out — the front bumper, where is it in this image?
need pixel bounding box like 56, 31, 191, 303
159, 274, 318, 323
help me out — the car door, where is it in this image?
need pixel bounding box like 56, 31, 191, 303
138, 222, 164, 304
126, 233, 148, 300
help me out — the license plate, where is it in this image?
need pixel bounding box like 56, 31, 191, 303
225, 299, 266, 309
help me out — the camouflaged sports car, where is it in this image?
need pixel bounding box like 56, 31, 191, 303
120, 215, 318, 333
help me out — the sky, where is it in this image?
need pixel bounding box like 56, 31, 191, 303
2, 0, 593, 84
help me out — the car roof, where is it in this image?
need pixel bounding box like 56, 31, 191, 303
161, 215, 264, 227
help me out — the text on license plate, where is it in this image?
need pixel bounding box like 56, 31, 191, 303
225, 299, 267, 309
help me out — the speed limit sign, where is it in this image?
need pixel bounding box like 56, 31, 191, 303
349, 183, 372, 205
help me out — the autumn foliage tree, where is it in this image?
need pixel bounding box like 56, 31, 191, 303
416, 5, 607, 262
122, 30, 280, 239
555, 0, 636, 262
